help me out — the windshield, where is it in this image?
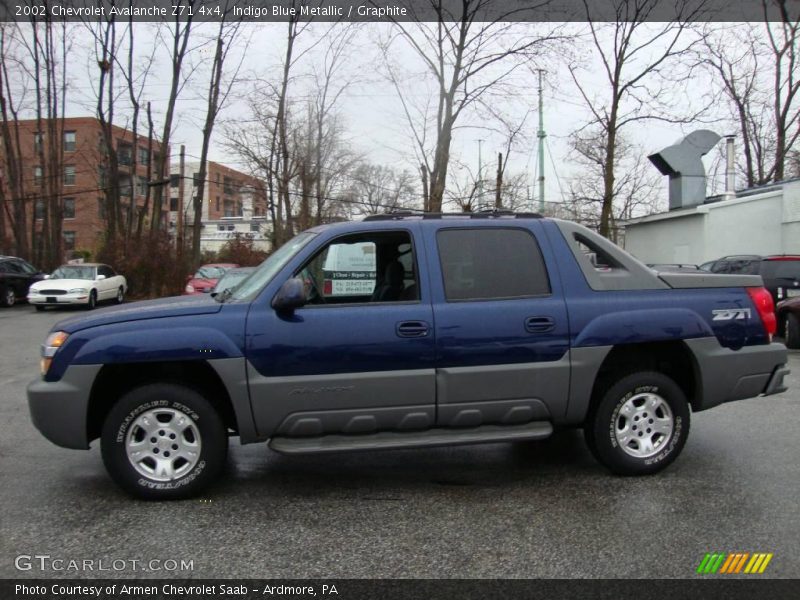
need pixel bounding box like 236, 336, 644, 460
195, 265, 230, 280
213, 269, 255, 296
50, 266, 95, 280
228, 232, 316, 302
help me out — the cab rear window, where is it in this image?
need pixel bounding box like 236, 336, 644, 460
436, 228, 550, 301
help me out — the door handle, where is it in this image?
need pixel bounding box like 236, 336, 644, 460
396, 321, 430, 338
525, 316, 555, 333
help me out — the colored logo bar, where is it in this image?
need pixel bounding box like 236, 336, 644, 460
697, 552, 773, 574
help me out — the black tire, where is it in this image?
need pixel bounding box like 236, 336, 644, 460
116, 287, 124, 304
584, 371, 690, 476
1, 286, 15, 307
786, 313, 800, 350
86, 290, 97, 310
101, 383, 228, 500
35, 305, 46, 312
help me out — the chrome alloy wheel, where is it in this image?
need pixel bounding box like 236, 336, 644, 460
614, 392, 674, 458
125, 407, 201, 481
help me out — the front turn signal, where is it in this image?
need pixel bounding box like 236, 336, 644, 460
41, 331, 69, 376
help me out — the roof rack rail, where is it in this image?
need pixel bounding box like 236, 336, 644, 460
363, 210, 543, 221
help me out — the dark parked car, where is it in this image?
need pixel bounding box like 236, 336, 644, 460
0, 256, 44, 307
700, 254, 800, 314
776, 297, 800, 349
699, 255, 763, 275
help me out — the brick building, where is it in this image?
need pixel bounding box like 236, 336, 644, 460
1, 117, 166, 256
169, 161, 271, 252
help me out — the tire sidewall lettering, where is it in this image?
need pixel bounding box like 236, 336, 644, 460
115, 398, 205, 490
137, 460, 206, 490
115, 399, 170, 443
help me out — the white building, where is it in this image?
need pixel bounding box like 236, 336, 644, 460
625, 178, 800, 265
169, 160, 271, 253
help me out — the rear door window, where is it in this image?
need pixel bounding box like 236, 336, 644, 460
436, 228, 550, 301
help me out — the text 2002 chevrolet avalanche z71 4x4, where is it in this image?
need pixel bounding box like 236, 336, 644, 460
28, 213, 790, 499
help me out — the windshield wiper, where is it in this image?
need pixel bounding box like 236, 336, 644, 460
216, 288, 234, 303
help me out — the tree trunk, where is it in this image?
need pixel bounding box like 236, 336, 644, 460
192, 35, 225, 266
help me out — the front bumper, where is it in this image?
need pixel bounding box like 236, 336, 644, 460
685, 339, 790, 411
28, 293, 90, 305
27, 365, 102, 449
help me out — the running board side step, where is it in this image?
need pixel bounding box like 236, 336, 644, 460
269, 421, 553, 454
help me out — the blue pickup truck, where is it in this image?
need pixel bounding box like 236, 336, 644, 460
28, 213, 790, 499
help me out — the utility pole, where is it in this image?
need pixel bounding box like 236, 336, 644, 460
537, 69, 546, 213
477, 139, 484, 210
177, 144, 185, 256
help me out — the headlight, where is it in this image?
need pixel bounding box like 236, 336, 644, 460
185, 284, 195, 293
41, 331, 69, 376
28, 289, 40, 295
68, 288, 87, 294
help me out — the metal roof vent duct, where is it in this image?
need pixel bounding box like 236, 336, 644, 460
648, 129, 721, 210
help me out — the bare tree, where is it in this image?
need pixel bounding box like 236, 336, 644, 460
565, 128, 662, 242
150, 0, 195, 239
568, 0, 705, 238
225, 17, 359, 243
308, 24, 360, 224
381, 0, 557, 212
90, 15, 124, 244
0, 23, 28, 258
191, 3, 247, 265
343, 163, 417, 215
2, 19, 72, 268
700, 6, 800, 187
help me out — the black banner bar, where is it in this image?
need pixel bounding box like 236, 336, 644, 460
3, 579, 800, 600
1, 0, 797, 23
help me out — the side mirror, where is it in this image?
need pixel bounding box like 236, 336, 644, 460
272, 277, 307, 312
43, 274, 50, 280
96, 274, 106, 281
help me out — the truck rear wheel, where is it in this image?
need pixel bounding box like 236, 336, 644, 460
101, 383, 227, 500
584, 371, 690, 475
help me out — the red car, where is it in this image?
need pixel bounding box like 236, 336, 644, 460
184, 263, 238, 295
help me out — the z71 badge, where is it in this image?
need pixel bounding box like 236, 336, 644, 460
712, 308, 751, 321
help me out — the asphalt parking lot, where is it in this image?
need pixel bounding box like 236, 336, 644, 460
0, 302, 798, 579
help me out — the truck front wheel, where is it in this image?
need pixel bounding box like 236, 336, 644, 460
101, 383, 228, 500
584, 371, 690, 475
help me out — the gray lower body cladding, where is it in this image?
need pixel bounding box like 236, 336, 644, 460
270, 421, 554, 454
27, 365, 101, 450
684, 338, 789, 411
27, 338, 788, 451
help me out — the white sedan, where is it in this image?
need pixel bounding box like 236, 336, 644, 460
28, 263, 127, 311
